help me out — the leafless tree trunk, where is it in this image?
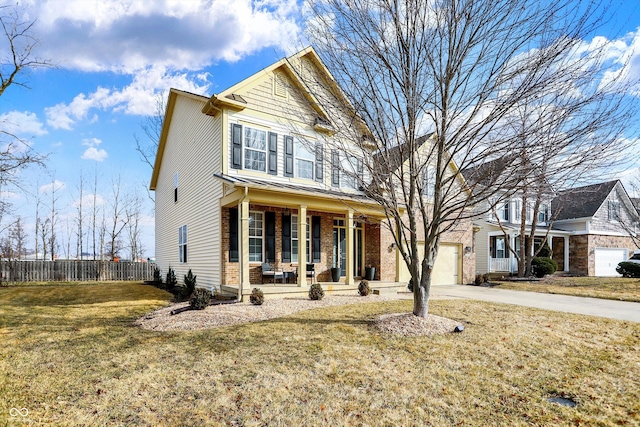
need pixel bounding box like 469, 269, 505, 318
107, 174, 129, 260
125, 191, 144, 261
304, 0, 637, 316
75, 169, 85, 259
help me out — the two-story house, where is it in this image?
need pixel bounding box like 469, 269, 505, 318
150, 47, 475, 298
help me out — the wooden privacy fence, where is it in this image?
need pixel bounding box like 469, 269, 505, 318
0, 260, 157, 282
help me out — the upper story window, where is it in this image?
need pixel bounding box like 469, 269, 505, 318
231, 124, 277, 175
538, 204, 549, 223
497, 202, 509, 222
608, 200, 621, 221
295, 139, 315, 180
174, 172, 179, 203
341, 155, 362, 190
422, 166, 435, 198
244, 127, 267, 172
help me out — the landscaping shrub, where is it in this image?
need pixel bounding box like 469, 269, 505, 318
250, 288, 265, 305
538, 242, 552, 258
475, 274, 484, 286
309, 283, 325, 300
532, 257, 558, 278
166, 267, 177, 289
482, 273, 490, 283
184, 269, 197, 296
358, 280, 371, 296
407, 279, 414, 293
189, 288, 211, 310
616, 262, 640, 278
152, 267, 162, 284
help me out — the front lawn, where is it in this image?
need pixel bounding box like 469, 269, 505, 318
1, 282, 638, 426
496, 275, 640, 302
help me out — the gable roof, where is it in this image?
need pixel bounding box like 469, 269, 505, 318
376, 133, 434, 173
552, 180, 619, 220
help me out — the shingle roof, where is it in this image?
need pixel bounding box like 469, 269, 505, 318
551, 180, 618, 220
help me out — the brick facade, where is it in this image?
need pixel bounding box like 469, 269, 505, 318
569, 234, 636, 276
221, 205, 387, 285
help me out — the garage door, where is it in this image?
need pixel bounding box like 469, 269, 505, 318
399, 243, 460, 285
594, 248, 627, 276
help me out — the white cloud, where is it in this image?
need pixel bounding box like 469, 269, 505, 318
29, 0, 301, 74
81, 147, 109, 162
45, 66, 211, 129
80, 138, 108, 161
39, 180, 66, 193
0, 111, 48, 136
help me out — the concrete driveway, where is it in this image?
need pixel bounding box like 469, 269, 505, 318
423, 285, 640, 323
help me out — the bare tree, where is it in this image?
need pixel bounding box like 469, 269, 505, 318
124, 191, 144, 261
74, 170, 85, 259
134, 94, 165, 171
0, 5, 48, 194
106, 174, 129, 260
304, 0, 637, 316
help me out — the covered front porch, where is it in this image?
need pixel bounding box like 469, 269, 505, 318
488, 229, 572, 274
216, 174, 401, 300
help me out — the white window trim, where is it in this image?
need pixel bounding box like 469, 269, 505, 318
291, 214, 311, 263
244, 127, 268, 173
294, 138, 315, 181
248, 211, 264, 263
179, 225, 187, 263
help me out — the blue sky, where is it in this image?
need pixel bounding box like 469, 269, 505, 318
1, 0, 639, 259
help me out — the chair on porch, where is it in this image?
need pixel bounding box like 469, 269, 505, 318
295, 263, 316, 284
261, 263, 284, 284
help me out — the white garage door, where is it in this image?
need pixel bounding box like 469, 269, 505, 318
594, 248, 627, 276
399, 243, 460, 285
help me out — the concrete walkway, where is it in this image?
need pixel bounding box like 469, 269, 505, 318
422, 285, 640, 323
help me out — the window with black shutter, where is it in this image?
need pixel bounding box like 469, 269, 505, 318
284, 136, 294, 177
232, 124, 243, 169
268, 132, 278, 175
229, 208, 238, 262
312, 216, 321, 263
315, 143, 323, 182
265, 212, 276, 262
331, 150, 340, 187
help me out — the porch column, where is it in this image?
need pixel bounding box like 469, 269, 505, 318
239, 198, 251, 300
345, 209, 354, 285
564, 236, 570, 272
298, 205, 307, 287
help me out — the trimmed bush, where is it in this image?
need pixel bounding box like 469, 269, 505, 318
482, 273, 490, 283
475, 274, 484, 286
358, 280, 371, 296
189, 288, 211, 310
152, 267, 162, 283
616, 262, 640, 278
407, 279, 414, 293
309, 283, 325, 300
531, 257, 558, 278
250, 288, 265, 305
538, 242, 552, 258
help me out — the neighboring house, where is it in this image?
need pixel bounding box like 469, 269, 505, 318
552, 180, 639, 276
150, 47, 474, 296
462, 159, 572, 276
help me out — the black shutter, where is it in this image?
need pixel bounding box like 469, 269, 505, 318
357, 158, 364, 190
281, 214, 291, 262
312, 216, 321, 263
331, 150, 340, 187
315, 143, 323, 182
232, 124, 243, 169
265, 211, 276, 262
284, 136, 294, 177
229, 208, 238, 262
268, 132, 278, 175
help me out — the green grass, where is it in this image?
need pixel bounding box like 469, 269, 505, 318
1, 282, 639, 426
496, 276, 640, 302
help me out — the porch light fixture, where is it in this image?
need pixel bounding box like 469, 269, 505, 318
390, 242, 396, 250
465, 246, 472, 254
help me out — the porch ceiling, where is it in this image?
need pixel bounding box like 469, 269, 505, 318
215, 173, 389, 217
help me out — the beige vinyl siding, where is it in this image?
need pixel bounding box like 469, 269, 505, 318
475, 226, 490, 274
155, 95, 223, 291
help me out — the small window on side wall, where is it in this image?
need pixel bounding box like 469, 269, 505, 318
179, 225, 187, 263
174, 173, 179, 203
